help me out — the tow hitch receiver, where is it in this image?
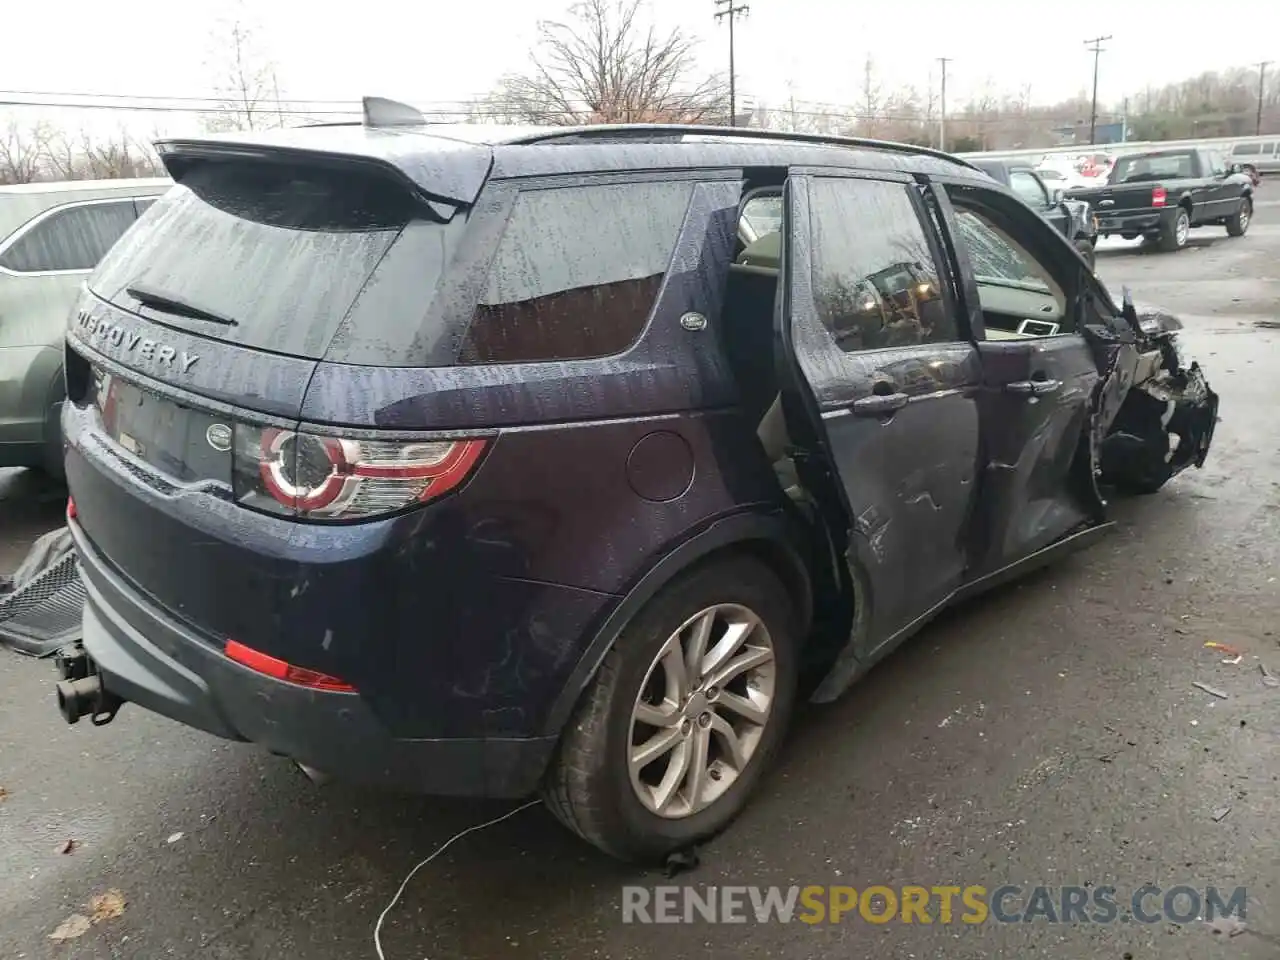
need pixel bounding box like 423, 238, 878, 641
53, 642, 124, 726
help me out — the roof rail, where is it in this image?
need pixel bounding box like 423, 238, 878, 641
505, 124, 979, 170
363, 96, 427, 128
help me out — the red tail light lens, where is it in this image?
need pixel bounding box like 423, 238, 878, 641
224, 639, 356, 692
233, 427, 487, 521
67, 497, 77, 520
1151, 186, 1167, 207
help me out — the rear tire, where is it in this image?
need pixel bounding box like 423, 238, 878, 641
1158, 207, 1190, 252
1226, 196, 1252, 237
39, 401, 66, 483
543, 555, 798, 862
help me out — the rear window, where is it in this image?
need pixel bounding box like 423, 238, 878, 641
0, 200, 138, 273
458, 180, 695, 364
89, 165, 693, 368
88, 161, 434, 361
1110, 153, 1195, 183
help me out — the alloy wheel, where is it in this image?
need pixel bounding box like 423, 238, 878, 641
1175, 211, 1190, 246
627, 603, 776, 819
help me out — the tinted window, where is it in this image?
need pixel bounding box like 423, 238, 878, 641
1009, 170, 1050, 207
1111, 152, 1195, 182
0, 200, 137, 273
1207, 152, 1226, 175
809, 178, 955, 352
1232, 143, 1261, 156
460, 180, 693, 364
89, 162, 428, 361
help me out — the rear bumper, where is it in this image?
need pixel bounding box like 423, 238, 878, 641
73, 521, 556, 798
1096, 208, 1170, 235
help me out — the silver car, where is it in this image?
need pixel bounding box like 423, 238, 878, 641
0, 178, 170, 476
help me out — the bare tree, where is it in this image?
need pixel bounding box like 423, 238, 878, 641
203, 15, 285, 132
495, 0, 728, 125
0, 117, 52, 184
79, 129, 163, 179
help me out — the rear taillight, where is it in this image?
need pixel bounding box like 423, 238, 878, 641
232, 426, 487, 521
67, 496, 77, 520
1151, 186, 1167, 207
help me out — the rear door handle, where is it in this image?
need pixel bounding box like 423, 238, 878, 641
851, 392, 910, 416
1006, 379, 1063, 396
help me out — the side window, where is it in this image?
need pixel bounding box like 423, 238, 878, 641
809, 178, 955, 352
1009, 170, 1050, 208
1232, 143, 1261, 157
948, 198, 1069, 338
0, 200, 138, 273
133, 197, 158, 217
1207, 152, 1226, 176
461, 180, 694, 364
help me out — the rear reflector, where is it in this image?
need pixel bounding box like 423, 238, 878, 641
224, 639, 356, 693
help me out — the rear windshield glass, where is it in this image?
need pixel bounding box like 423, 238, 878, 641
88, 161, 440, 360
1110, 153, 1194, 183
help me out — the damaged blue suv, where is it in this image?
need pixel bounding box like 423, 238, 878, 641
53, 100, 1218, 861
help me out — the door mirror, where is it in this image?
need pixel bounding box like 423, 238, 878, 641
1228, 162, 1242, 175
1051, 188, 1066, 204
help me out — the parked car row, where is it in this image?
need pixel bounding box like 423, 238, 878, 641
40, 107, 1218, 861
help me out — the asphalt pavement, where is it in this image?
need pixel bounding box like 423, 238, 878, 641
2, 206, 1279, 960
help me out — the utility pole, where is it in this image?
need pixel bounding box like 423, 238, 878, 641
1084, 35, 1112, 145
937, 57, 951, 150
714, 0, 749, 127
1257, 61, 1272, 136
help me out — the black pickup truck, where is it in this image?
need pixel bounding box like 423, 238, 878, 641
1067, 147, 1254, 252
971, 158, 1100, 269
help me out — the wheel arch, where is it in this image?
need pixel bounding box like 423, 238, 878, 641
541, 510, 814, 736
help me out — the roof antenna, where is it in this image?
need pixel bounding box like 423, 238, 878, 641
363, 96, 426, 128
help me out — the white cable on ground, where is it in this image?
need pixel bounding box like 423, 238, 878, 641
373, 798, 542, 960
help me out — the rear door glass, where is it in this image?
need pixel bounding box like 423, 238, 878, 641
0, 200, 138, 273
88, 162, 430, 361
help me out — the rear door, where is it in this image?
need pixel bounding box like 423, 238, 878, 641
778, 172, 982, 655
62, 155, 476, 641
931, 177, 1101, 577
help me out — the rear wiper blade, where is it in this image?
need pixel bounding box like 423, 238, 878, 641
125, 284, 238, 326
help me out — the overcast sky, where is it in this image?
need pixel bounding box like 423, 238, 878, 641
3, 0, 1277, 137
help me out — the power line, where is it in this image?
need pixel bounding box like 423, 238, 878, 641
713, 0, 749, 127
1084, 35, 1112, 145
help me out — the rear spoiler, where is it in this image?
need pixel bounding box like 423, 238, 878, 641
153, 124, 492, 209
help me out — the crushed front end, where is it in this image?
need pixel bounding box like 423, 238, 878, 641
1095, 304, 1220, 495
